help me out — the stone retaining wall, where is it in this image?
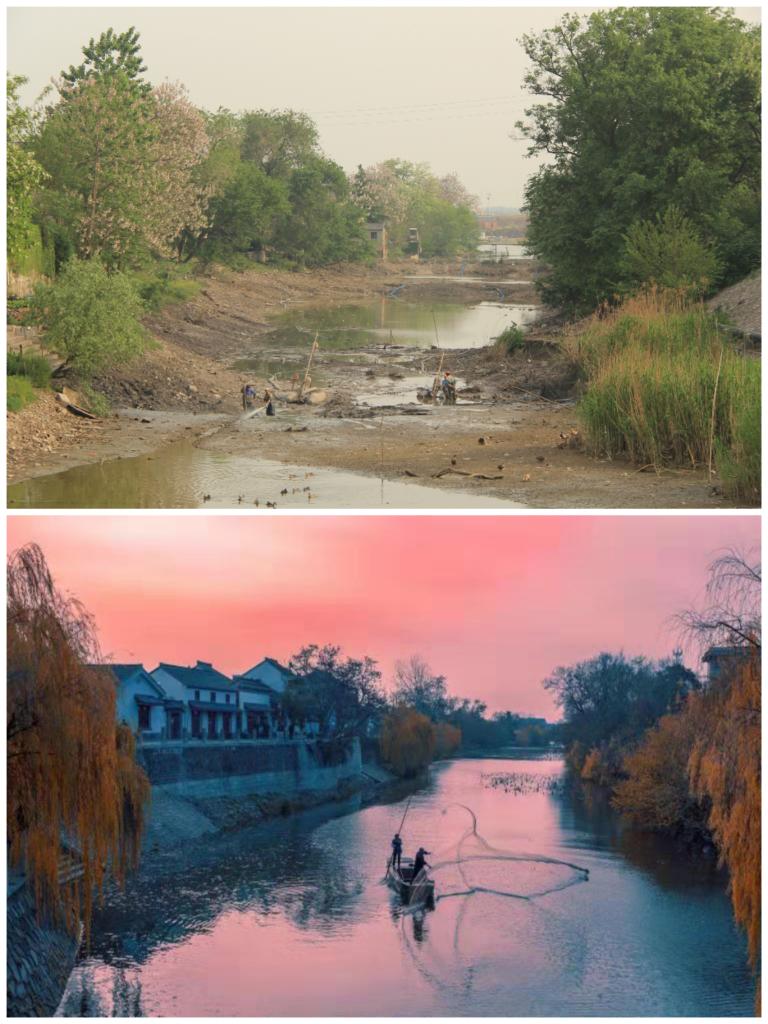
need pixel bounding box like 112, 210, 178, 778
7, 882, 81, 1017
138, 737, 361, 799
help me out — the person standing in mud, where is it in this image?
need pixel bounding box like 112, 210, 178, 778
264, 388, 275, 416
242, 383, 256, 410
441, 372, 457, 404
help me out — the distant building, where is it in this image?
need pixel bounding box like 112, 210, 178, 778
365, 222, 387, 259
702, 645, 755, 684
406, 226, 421, 258
238, 657, 294, 695
231, 675, 274, 739
100, 663, 179, 739
151, 660, 239, 740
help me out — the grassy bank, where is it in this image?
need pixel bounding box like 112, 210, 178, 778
6, 352, 52, 411
564, 291, 760, 503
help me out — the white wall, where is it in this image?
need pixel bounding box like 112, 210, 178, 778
117, 672, 164, 733
241, 660, 289, 694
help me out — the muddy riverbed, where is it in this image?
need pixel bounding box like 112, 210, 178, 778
7, 259, 729, 508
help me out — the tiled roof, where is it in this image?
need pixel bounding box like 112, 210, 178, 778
155, 662, 233, 690
232, 674, 274, 694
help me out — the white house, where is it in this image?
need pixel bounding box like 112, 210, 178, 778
99, 664, 184, 740
238, 657, 294, 695
151, 660, 239, 740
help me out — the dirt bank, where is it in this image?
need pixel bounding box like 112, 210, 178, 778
5, 258, 736, 507
7, 393, 227, 486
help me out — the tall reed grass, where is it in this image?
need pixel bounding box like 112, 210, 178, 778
564, 290, 760, 504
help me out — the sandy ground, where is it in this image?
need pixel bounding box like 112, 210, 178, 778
5, 258, 742, 507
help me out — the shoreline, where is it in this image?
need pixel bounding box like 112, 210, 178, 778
7, 258, 735, 508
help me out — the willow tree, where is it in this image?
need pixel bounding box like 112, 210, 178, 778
379, 706, 435, 778
7, 543, 150, 934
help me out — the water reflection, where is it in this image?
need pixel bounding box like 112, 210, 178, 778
9, 446, 522, 510
262, 299, 539, 352
58, 757, 754, 1017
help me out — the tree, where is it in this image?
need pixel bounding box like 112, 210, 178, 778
275, 155, 366, 266
393, 655, 451, 720
36, 72, 157, 267
687, 655, 760, 972
203, 162, 289, 260
286, 645, 386, 739
8, 543, 150, 935
379, 707, 435, 778
145, 82, 209, 259
612, 706, 708, 836
677, 549, 761, 651
32, 258, 149, 377
351, 159, 479, 256
61, 26, 149, 92
621, 207, 720, 296
7, 75, 48, 267
518, 8, 761, 309
241, 109, 320, 179
543, 652, 698, 772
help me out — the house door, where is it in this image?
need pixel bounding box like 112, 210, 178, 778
207, 712, 217, 738
223, 713, 232, 739
169, 712, 181, 740
191, 710, 201, 739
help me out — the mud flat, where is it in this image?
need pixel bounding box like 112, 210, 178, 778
6, 258, 732, 508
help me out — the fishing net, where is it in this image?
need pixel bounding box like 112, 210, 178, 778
405, 803, 588, 908
393, 803, 591, 1007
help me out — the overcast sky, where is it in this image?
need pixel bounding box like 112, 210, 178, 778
7, 515, 760, 718
7, 5, 761, 207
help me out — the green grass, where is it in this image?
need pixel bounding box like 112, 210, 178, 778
492, 325, 526, 355
7, 351, 52, 388
566, 291, 760, 504
7, 375, 38, 412
131, 262, 203, 311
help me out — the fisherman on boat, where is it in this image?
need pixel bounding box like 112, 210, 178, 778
391, 833, 403, 873
413, 847, 431, 879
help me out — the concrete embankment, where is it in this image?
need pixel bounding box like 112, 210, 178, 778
137, 738, 398, 850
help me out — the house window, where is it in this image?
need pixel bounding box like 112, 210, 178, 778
195, 690, 200, 700
370, 230, 378, 240
211, 692, 216, 702
225, 693, 230, 704
138, 704, 151, 730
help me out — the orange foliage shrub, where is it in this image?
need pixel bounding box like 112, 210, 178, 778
434, 721, 461, 759
379, 706, 435, 778
7, 543, 150, 936
614, 653, 760, 980
613, 710, 705, 832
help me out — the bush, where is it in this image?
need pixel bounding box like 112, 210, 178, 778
379, 706, 435, 778
494, 325, 526, 355
565, 290, 760, 503
32, 258, 149, 378
621, 207, 720, 297
7, 351, 52, 388
7, 375, 37, 412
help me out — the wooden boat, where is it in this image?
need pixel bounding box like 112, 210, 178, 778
386, 857, 435, 907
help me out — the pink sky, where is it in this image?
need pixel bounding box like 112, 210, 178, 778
7, 515, 759, 718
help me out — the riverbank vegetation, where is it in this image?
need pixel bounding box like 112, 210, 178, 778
6, 27, 480, 407
565, 290, 761, 502
519, 8, 760, 311
545, 550, 760, 993
7, 544, 150, 937
280, 647, 555, 778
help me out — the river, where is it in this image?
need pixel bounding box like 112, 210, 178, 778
57, 756, 753, 1017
